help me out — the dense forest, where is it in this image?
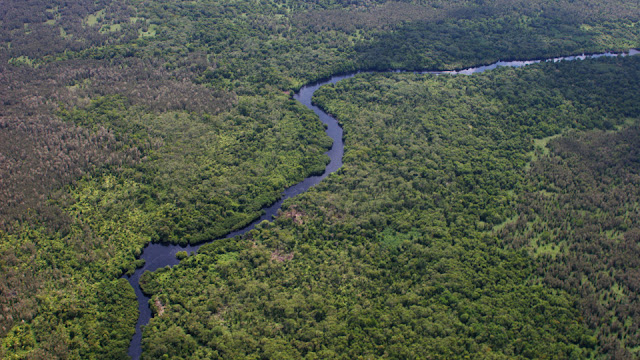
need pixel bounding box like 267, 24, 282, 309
1, 0, 639, 358
139, 56, 640, 359
501, 128, 640, 358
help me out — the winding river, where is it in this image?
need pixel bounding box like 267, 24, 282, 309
126, 48, 638, 359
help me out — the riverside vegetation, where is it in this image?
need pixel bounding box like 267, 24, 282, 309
1, 0, 640, 358
139, 55, 640, 359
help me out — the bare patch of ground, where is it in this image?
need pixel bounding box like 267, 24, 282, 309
270, 250, 294, 262
282, 206, 305, 225
154, 298, 166, 317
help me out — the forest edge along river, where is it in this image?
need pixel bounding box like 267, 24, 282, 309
126, 49, 639, 359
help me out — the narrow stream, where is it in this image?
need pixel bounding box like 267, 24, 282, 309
127, 48, 638, 359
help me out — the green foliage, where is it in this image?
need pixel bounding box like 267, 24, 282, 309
1, 324, 35, 359
0, 256, 137, 359
2, 0, 640, 357
60, 93, 331, 244
501, 127, 640, 357
142, 230, 593, 359
139, 56, 640, 358
357, 16, 640, 71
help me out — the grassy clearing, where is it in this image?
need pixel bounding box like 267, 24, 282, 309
492, 213, 518, 232
100, 23, 122, 33
8, 56, 36, 67
523, 133, 563, 171
85, 9, 105, 27
139, 24, 157, 38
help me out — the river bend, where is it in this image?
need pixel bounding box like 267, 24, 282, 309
127, 48, 638, 359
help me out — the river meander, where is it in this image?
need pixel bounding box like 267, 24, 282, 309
126, 48, 638, 359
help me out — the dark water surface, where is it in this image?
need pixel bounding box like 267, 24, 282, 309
127, 49, 638, 359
